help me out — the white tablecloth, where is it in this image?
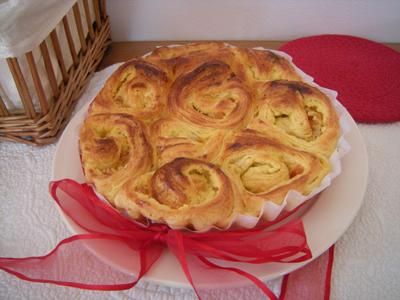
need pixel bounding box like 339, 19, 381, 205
1, 68, 399, 300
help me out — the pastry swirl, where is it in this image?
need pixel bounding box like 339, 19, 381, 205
79, 114, 152, 203
144, 42, 231, 79
146, 42, 227, 61
248, 80, 340, 157
89, 59, 169, 123
150, 117, 224, 167
169, 60, 252, 129
219, 130, 330, 216
114, 158, 238, 231
232, 48, 301, 86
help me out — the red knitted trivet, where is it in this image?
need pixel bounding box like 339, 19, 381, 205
280, 35, 400, 123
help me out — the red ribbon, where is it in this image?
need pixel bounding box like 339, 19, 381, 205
0, 179, 312, 300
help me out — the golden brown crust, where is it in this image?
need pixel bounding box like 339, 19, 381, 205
89, 59, 169, 123
79, 42, 341, 230
232, 48, 302, 86
219, 130, 331, 215
248, 80, 340, 157
150, 117, 225, 167
114, 158, 239, 231
169, 60, 252, 129
79, 114, 153, 203
146, 42, 227, 61
144, 42, 231, 79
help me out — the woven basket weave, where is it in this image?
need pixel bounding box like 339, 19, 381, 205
0, 0, 111, 145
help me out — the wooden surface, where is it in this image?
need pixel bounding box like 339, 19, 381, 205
98, 40, 400, 69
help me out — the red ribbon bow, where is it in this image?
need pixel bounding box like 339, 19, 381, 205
0, 179, 312, 300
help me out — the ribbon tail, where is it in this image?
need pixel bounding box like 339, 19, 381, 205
198, 256, 278, 300
167, 230, 202, 299
0, 233, 161, 291
279, 245, 335, 300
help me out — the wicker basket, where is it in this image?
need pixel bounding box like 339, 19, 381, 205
0, 0, 111, 145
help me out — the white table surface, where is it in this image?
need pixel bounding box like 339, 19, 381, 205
1, 69, 399, 299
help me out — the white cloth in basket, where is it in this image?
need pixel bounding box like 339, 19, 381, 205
0, 0, 95, 111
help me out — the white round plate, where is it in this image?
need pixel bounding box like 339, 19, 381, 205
52, 101, 368, 289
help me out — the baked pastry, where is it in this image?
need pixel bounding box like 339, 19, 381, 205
89, 59, 169, 123
169, 60, 252, 129
145, 43, 301, 84
150, 117, 224, 167
80, 42, 341, 230
114, 158, 239, 231
231, 47, 302, 87
218, 130, 330, 217
248, 80, 340, 157
79, 114, 152, 203
145, 42, 234, 79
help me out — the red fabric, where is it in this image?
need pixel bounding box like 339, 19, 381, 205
279, 34, 400, 123
280, 246, 335, 300
0, 179, 313, 300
